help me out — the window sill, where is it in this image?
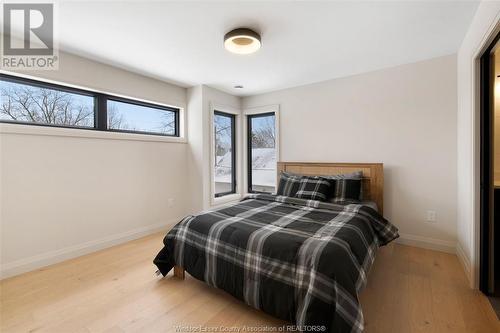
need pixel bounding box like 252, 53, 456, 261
211, 193, 242, 207
0, 123, 187, 143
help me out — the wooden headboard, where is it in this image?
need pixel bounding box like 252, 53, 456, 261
277, 162, 384, 214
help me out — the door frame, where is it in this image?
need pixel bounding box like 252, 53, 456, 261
474, 18, 500, 290
479, 33, 499, 294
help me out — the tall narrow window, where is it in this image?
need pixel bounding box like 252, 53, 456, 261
214, 111, 236, 197
247, 112, 276, 193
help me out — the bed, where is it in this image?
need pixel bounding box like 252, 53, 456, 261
154, 162, 399, 333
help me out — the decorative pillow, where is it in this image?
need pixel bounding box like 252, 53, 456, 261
330, 179, 362, 203
324, 171, 363, 200
295, 176, 332, 201
276, 172, 302, 197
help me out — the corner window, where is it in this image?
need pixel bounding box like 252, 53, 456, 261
214, 111, 236, 197
0, 74, 180, 137
247, 112, 276, 193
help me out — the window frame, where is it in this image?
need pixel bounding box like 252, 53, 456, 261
213, 110, 237, 198
0, 73, 180, 137
0, 73, 98, 131
244, 105, 280, 195
106, 96, 180, 137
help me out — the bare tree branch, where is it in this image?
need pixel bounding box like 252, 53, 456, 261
0, 83, 94, 127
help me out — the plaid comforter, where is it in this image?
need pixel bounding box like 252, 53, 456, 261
154, 194, 399, 333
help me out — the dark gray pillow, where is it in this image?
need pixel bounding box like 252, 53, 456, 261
324, 171, 363, 201
276, 172, 302, 197
330, 179, 362, 203
295, 176, 332, 201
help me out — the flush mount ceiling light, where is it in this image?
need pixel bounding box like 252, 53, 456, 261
224, 28, 261, 55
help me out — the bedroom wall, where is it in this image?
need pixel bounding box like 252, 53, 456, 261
242, 55, 458, 252
0, 51, 190, 278
456, 1, 500, 287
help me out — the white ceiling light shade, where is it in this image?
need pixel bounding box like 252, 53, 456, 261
224, 28, 261, 54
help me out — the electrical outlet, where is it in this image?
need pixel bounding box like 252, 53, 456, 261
426, 210, 437, 223
168, 198, 175, 207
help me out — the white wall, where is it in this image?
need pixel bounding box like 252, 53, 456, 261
2, 51, 186, 108
243, 55, 458, 252
456, 1, 500, 287
0, 51, 190, 278
186, 85, 206, 213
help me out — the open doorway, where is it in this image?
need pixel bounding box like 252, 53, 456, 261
480, 32, 500, 300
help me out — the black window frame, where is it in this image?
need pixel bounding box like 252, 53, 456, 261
0, 73, 180, 137
106, 96, 180, 137
247, 112, 276, 194
214, 110, 236, 198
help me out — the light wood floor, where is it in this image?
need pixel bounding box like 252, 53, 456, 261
1, 233, 499, 333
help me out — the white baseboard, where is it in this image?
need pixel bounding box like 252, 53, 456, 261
396, 233, 456, 254
0, 217, 182, 280
456, 242, 472, 287
395, 234, 474, 287
1, 225, 471, 284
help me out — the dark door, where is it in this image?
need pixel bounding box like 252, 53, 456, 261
480, 33, 500, 296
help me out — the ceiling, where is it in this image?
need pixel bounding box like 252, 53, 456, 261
50, 1, 479, 96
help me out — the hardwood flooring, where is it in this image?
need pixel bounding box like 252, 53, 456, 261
1, 233, 499, 333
